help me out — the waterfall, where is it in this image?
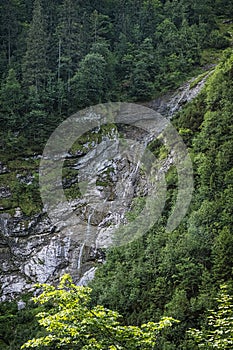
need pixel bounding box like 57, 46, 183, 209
77, 267, 96, 286
86, 208, 94, 242
77, 242, 85, 271
77, 208, 95, 274
133, 160, 141, 176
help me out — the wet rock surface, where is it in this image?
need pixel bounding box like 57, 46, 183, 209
145, 70, 213, 117
0, 128, 151, 300
0, 75, 208, 300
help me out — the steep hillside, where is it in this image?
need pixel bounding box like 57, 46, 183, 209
0, 77, 207, 301
90, 50, 233, 348
0, 51, 232, 349
0, 0, 232, 349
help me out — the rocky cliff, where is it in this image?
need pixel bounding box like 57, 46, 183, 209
0, 72, 211, 301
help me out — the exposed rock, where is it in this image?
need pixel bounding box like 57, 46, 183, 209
17, 300, 26, 310
0, 187, 11, 199
0, 127, 151, 299
145, 70, 214, 117
0, 74, 209, 300
0, 162, 8, 174
16, 174, 34, 185
77, 267, 97, 286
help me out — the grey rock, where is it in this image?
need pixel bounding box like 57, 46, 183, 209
0, 187, 11, 199
0, 162, 8, 174
0, 75, 208, 301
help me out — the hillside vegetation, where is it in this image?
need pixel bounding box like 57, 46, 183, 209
0, 0, 232, 156
0, 0, 232, 349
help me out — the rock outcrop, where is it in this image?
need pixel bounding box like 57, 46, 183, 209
0, 127, 150, 300
0, 72, 210, 301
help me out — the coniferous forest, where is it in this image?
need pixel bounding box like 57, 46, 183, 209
0, 0, 233, 349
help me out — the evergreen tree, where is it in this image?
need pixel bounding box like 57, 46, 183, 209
24, 86, 47, 144
90, 9, 112, 44
0, 0, 19, 68
71, 52, 107, 108
189, 284, 233, 349
127, 38, 157, 100
56, 0, 82, 90
0, 68, 24, 130
22, 0, 49, 92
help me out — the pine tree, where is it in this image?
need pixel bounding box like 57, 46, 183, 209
22, 0, 48, 92
56, 0, 82, 90
90, 9, 112, 44
127, 38, 156, 100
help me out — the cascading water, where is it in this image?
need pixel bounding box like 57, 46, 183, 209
77, 242, 85, 272
77, 208, 95, 276
0, 72, 210, 299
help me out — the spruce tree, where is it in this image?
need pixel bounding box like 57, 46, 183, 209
22, 0, 48, 92
56, 0, 82, 90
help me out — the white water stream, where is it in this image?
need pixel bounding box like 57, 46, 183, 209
77, 209, 95, 274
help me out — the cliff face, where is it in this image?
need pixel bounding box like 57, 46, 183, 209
0, 74, 209, 301
0, 126, 150, 300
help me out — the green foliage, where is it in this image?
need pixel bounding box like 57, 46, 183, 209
0, 295, 43, 350
0, 68, 24, 130
189, 284, 233, 349
0, 2, 232, 349
0, 0, 230, 154
126, 197, 146, 222
90, 50, 233, 348
56, 0, 82, 85
71, 52, 108, 108
21, 274, 178, 350
22, 0, 49, 91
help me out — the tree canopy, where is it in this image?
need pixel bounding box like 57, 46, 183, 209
21, 274, 178, 350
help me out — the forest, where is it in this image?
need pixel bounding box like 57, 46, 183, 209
0, 0, 231, 153
0, 0, 233, 349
